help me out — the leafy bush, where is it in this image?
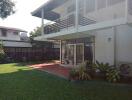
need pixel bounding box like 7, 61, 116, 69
0, 53, 6, 63
94, 61, 110, 73
69, 62, 91, 81
69, 68, 79, 80
106, 67, 120, 82
78, 65, 91, 80
94, 61, 120, 82
0, 43, 6, 63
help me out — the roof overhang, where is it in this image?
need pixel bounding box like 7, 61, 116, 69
0, 26, 27, 32
31, 0, 68, 21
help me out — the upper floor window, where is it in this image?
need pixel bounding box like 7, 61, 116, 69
107, 0, 125, 6
97, 0, 106, 10
85, 0, 95, 14
13, 32, 19, 35
1, 29, 7, 37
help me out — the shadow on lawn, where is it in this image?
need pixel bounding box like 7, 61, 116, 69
13, 60, 56, 67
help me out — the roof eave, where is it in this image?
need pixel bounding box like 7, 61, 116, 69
31, 0, 52, 16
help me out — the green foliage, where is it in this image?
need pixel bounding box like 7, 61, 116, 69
0, 41, 4, 54
29, 27, 41, 39
106, 67, 120, 83
78, 64, 91, 80
0, 42, 6, 63
69, 62, 91, 80
94, 61, 110, 73
94, 61, 120, 83
85, 60, 93, 70
0, 53, 6, 63
69, 68, 79, 80
0, 0, 15, 19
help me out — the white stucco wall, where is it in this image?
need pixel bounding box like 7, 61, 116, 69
95, 28, 114, 65
0, 29, 20, 41
116, 25, 132, 63
95, 24, 132, 65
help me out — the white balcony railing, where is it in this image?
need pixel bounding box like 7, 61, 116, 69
43, 0, 129, 35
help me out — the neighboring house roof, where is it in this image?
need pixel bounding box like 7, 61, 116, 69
0, 26, 27, 32
31, 0, 67, 21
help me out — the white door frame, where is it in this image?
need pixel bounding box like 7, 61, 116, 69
61, 43, 84, 67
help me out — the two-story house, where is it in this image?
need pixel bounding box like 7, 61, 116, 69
0, 26, 32, 47
32, 0, 132, 67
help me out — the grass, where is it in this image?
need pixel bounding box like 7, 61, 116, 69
0, 63, 132, 100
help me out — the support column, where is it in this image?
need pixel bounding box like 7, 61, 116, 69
125, 0, 128, 21
60, 40, 62, 64
74, 44, 77, 67
95, 0, 98, 11
75, 0, 79, 30
92, 36, 96, 63
41, 8, 44, 35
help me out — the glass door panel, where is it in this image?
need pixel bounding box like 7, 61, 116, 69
62, 44, 75, 65
67, 45, 74, 65
76, 44, 84, 64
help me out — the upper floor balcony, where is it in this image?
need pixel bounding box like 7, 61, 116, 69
32, 0, 132, 39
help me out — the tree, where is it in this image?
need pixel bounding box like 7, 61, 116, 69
0, 41, 4, 53
0, 0, 15, 19
0, 41, 6, 63
29, 26, 41, 39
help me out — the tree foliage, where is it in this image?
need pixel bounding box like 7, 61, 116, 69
0, 0, 15, 19
0, 41, 4, 54
29, 27, 41, 39
0, 41, 6, 63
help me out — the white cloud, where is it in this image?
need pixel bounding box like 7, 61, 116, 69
0, 0, 48, 33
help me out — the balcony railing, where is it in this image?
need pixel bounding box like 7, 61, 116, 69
44, 12, 75, 34
44, 12, 96, 34
43, 0, 128, 35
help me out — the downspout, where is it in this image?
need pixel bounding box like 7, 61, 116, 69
113, 26, 117, 66
60, 40, 62, 64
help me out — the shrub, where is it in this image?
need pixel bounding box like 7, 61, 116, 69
78, 65, 91, 80
94, 61, 120, 82
94, 61, 110, 73
69, 68, 79, 80
0, 42, 6, 63
0, 53, 6, 63
106, 67, 120, 83
69, 62, 91, 81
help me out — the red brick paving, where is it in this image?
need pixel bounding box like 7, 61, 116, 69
30, 62, 71, 79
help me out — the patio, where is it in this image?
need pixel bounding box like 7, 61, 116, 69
30, 62, 71, 79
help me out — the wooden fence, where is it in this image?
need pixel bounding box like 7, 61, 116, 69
4, 47, 59, 62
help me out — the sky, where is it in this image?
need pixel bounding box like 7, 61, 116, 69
0, 0, 49, 33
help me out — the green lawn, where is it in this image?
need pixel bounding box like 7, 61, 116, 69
0, 63, 132, 100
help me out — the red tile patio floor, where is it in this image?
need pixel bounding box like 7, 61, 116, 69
30, 62, 71, 79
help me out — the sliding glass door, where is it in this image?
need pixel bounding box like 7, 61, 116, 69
61, 43, 84, 66
76, 44, 84, 65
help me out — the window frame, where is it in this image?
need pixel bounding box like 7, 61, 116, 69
1, 29, 7, 37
